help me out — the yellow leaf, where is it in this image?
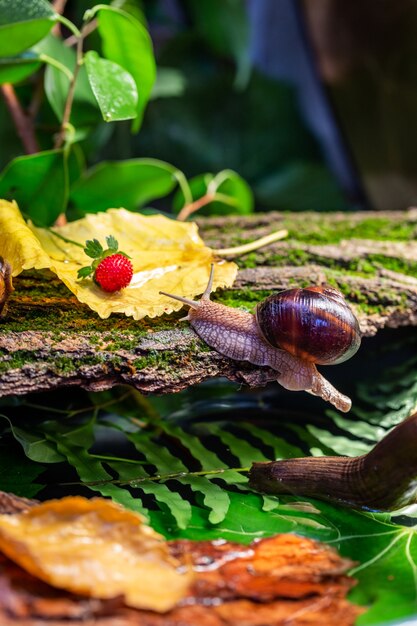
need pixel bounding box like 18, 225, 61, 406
0, 200, 237, 319
0, 496, 192, 612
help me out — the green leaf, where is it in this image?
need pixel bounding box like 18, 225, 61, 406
77, 266, 93, 279
69, 158, 178, 213
173, 169, 253, 216
105, 235, 118, 252
0, 51, 41, 84
96, 6, 156, 129
0, 416, 64, 463
0, 149, 68, 225
0, 0, 56, 58
0, 443, 44, 497
84, 51, 138, 122
84, 238, 104, 259
36, 34, 98, 127
42, 419, 147, 516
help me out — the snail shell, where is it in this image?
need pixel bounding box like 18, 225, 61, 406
0, 257, 13, 317
255, 286, 361, 365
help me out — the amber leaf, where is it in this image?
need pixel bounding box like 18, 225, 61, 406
0, 496, 191, 612
0, 200, 237, 319
0, 490, 363, 626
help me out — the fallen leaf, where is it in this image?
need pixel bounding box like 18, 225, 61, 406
0, 496, 191, 612
0, 200, 237, 319
0, 492, 363, 625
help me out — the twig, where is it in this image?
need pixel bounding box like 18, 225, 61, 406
0, 84, 39, 154
54, 23, 85, 149
177, 193, 215, 221
65, 18, 97, 47
52, 0, 69, 35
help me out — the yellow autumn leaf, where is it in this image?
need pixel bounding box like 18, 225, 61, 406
0, 496, 192, 612
0, 200, 237, 319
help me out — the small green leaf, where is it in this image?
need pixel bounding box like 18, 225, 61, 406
0, 0, 57, 58
84, 238, 104, 259
96, 6, 156, 130
0, 149, 68, 225
84, 51, 138, 122
106, 235, 118, 252
69, 158, 178, 213
77, 266, 93, 279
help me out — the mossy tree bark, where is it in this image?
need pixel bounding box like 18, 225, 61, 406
1, 209, 417, 397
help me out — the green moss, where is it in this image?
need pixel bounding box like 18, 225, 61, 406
215, 289, 271, 312
284, 215, 417, 244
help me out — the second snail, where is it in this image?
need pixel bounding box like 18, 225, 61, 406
161, 265, 361, 412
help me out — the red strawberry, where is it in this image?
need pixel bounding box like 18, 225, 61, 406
94, 254, 133, 292
77, 236, 133, 293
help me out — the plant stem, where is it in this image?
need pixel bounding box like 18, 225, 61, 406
54, 24, 86, 149
52, 0, 69, 35
61, 466, 251, 487
65, 19, 97, 47
45, 228, 84, 248
177, 193, 215, 221
0, 84, 39, 154
215, 229, 288, 258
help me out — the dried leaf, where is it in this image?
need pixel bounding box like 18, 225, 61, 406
0, 524, 363, 626
0, 496, 191, 612
0, 200, 237, 319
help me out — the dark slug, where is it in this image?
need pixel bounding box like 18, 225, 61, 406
249, 412, 417, 511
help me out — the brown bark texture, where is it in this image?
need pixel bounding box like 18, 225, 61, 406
1, 209, 416, 397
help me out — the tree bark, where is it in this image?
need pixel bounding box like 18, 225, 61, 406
1, 209, 417, 398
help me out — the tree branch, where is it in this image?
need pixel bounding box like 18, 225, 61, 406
0, 84, 39, 154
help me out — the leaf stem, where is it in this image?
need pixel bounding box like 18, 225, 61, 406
215, 229, 288, 258
177, 193, 215, 221
39, 54, 74, 81
45, 228, 84, 248
55, 14, 81, 38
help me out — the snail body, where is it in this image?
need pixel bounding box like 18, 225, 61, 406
160, 266, 361, 412
0, 257, 13, 317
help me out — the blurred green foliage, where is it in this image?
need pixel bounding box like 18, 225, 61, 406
0, 0, 347, 226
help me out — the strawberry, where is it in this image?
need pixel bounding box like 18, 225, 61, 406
77, 236, 133, 293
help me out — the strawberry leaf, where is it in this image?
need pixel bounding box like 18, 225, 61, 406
77, 266, 94, 279
105, 235, 118, 252
84, 238, 104, 259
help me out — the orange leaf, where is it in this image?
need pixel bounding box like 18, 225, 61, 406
0, 496, 192, 612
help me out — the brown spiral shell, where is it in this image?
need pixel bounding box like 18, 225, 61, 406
0, 257, 13, 317
255, 286, 361, 365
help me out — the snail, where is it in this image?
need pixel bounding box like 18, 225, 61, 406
160, 265, 361, 412
248, 412, 417, 511
0, 257, 13, 318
